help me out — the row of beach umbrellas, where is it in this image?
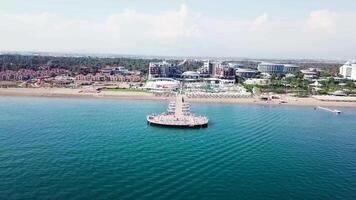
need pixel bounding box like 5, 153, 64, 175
186, 92, 252, 98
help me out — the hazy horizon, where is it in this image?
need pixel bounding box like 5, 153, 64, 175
1, 0, 356, 60
0, 50, 348, 63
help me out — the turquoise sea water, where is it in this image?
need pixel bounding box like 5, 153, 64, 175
0, 96, 355, 200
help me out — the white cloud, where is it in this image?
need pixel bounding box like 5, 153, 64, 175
307, 10, 337, 31
106, 5, 200, 40
250, 13, 268, 31
0, 5, 356, 59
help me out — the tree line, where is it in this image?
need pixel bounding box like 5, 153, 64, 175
0, 54, 158, 74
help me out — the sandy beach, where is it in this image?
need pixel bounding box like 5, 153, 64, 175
0, 88, 166, 100
1, 88, 356, 108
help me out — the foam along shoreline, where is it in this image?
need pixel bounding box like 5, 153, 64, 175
1, 88, 356, 108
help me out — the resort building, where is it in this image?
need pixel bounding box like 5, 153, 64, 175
99, 66, 116, 75
115, 66, 131, 75
214, 64, 236, 80
245, 78, 271, 86
258, 62, 285, 74
99, 66, 133, 75
199, 60, 213, 74
52, 75, 75, 87
235, 68, 258, 79
301, 68, 321, 80
148, 61, 180, 79
200, 60, 222, 77
0, 68, 68, 81
330, 90, 347, 96
200, 78, 236, 91
144, 78, 180, 91
203, 78, 235, 85
285, 73, 296, 79
283, 64, 300, 73
181, 71, 200, 80
227, 63, 245, 69
257, 62, 300, 74
75, 74, 143, 82
339, 60, 356, 80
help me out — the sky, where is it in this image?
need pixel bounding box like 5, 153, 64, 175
1, 0, 356, 59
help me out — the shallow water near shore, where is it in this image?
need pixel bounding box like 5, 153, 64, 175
0, 96, 356, 199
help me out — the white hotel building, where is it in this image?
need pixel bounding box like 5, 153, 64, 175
339, 60, 356, 80
257, 62, 300, 74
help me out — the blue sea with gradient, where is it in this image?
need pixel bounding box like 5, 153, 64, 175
0, 96, 355, 200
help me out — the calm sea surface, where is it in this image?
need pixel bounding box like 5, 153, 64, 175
0, 96, 355, 200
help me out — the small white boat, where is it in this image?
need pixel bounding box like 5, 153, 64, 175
316, 106, 342, 114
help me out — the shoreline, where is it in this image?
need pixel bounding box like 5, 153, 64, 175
1, 88, 356, 108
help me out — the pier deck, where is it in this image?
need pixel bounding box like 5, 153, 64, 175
147, 93, 209, 128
